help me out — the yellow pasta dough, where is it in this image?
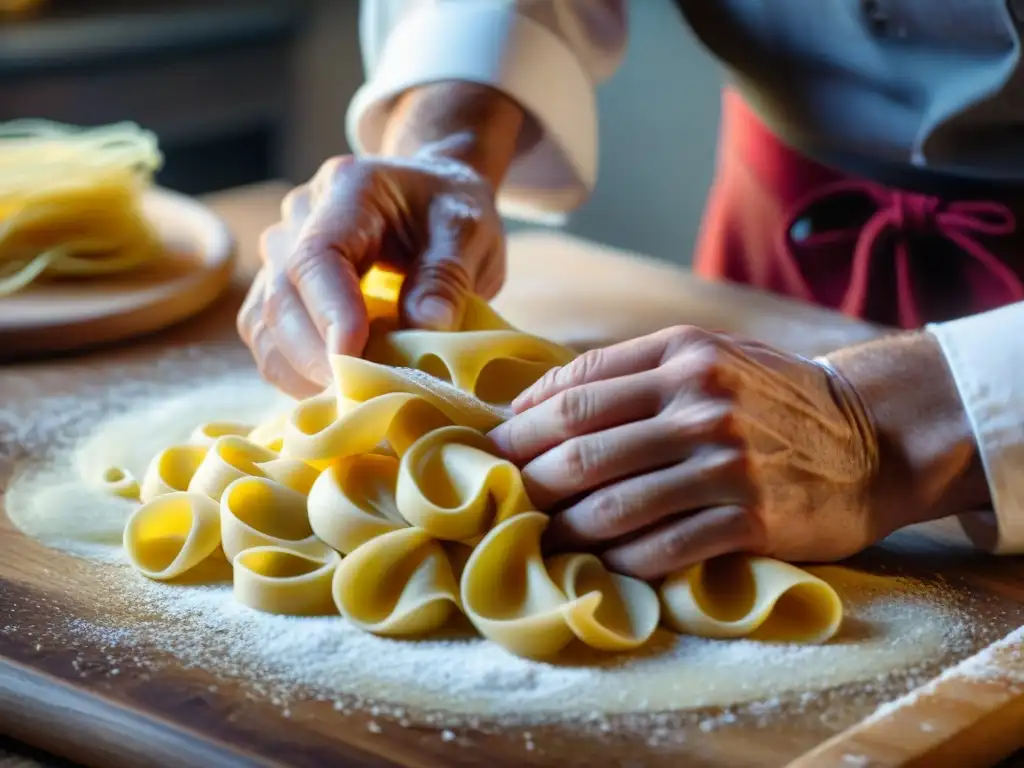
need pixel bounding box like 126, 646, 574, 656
100, 465, 140, 500
332, 526, 460, 636
660, 555, 843, 644
233, 546, 340, 616
123, 491, 221, 580
220, 475, 330, 561
112, 272, 844, 660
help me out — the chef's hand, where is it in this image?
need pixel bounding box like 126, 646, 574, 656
237, 83, 524, 398
489, 326, 984, 580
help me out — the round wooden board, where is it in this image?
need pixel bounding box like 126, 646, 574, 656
0, 187, 236, 359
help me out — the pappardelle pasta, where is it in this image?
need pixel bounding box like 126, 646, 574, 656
110, 268, 842, 660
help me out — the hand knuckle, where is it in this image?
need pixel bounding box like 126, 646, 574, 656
280, 185, 307, 220
703, 403, 739, 438
554, 387, 594, 433
716, 447, 750, 476
318, 155, 349, 181
561, 437, 600, 483
662, 324, 710, 351
262, 273, 291, 325
588, 491, 629, 537
660, 526, 694, 562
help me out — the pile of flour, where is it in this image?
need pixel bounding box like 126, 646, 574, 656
1, 345, 1007, 732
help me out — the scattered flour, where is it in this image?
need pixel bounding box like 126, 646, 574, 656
0, 344, 1013, 731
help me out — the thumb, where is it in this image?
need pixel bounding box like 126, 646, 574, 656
401, 199, 484, 331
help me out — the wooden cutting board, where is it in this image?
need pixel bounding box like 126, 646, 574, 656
2, 183, 1024, 768
0, 187, 235, 360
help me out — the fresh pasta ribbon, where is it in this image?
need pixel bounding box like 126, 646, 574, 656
100, 466, 140, 501
233, 546, 340, 616
365, 298, 575, 407
461, 512, 579, 659
548, 553, 661, 653
395, 425, 533, 542
461, 513, 660, 659
123, 491, 221, 581
220, 475, 329, 562
112, 274, 845, 658
332, 526, 460, 636
660, 555, 843, 644
307, 454, 408, 555
140, 444, 208, 502
188, 421, 253, 447
0, 120, 164, 296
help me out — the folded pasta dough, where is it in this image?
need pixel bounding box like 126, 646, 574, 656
255, 457, 320, 495
247, 412, 288, 452
233, 546, 340, 616
366, 297, 575, 407
547, 553, 661, 652
332, 526, 460, 636
282, 388, 452, 464
660, 555, 843, 643
188, 421, 254, 448
220, 476, 329, 561
100, 466, 140, 500
307, 454, 408, 554
123, 491, 221, 580
461, 512, 577, 659
396, 425, 533, 542
332, 355, 506, 432
187, 435, 278, 502
140, 444, 208, 502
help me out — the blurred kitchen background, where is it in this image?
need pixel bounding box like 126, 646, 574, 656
0, 0, 723, 265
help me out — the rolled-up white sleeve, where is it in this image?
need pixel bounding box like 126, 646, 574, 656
349, 0, 627, 222
929, 302, 1024, 554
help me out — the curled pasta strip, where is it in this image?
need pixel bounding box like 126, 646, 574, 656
123, 491, 221, 581
461, 513, 662, 658
247, 413, 287, 452
396, 425, 533, 542
460, 512, 576, 659
187, 435, 275, 502
283, 389, 452, 464
140, 444, 208, 502
307, 454, 408, 555
547, 553, 661, 652
100, 466, 140, 500
255, 457, 320, 495
188, 421, 253, 447
366, 297, 575, 407
660, 555, 843, 644
233, 546, 340, 616
332, 526, 460, 636
220, 476, 329, 561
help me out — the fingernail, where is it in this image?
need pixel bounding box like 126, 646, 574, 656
416, 296, 455, 330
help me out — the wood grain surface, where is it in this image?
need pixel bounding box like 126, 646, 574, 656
2, 182, 1024, 768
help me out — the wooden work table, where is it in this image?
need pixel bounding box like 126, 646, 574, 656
2, 182, 1024, 767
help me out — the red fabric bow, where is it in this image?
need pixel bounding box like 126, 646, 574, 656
777, 180, 1023, 328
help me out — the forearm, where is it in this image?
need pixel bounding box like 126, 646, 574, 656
826, 331, 990, 530
381, 82, 530, 189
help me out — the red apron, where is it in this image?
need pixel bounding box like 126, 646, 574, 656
694, 89, 1024, 329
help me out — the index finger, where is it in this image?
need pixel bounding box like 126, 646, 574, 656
511, 327, 681, 413
286, 168, 380, 356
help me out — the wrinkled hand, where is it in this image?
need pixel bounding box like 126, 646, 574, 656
489, 326, 885, 580
237, 153, 506, 398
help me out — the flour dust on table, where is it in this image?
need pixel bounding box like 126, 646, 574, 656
3, 331, 1000, 723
